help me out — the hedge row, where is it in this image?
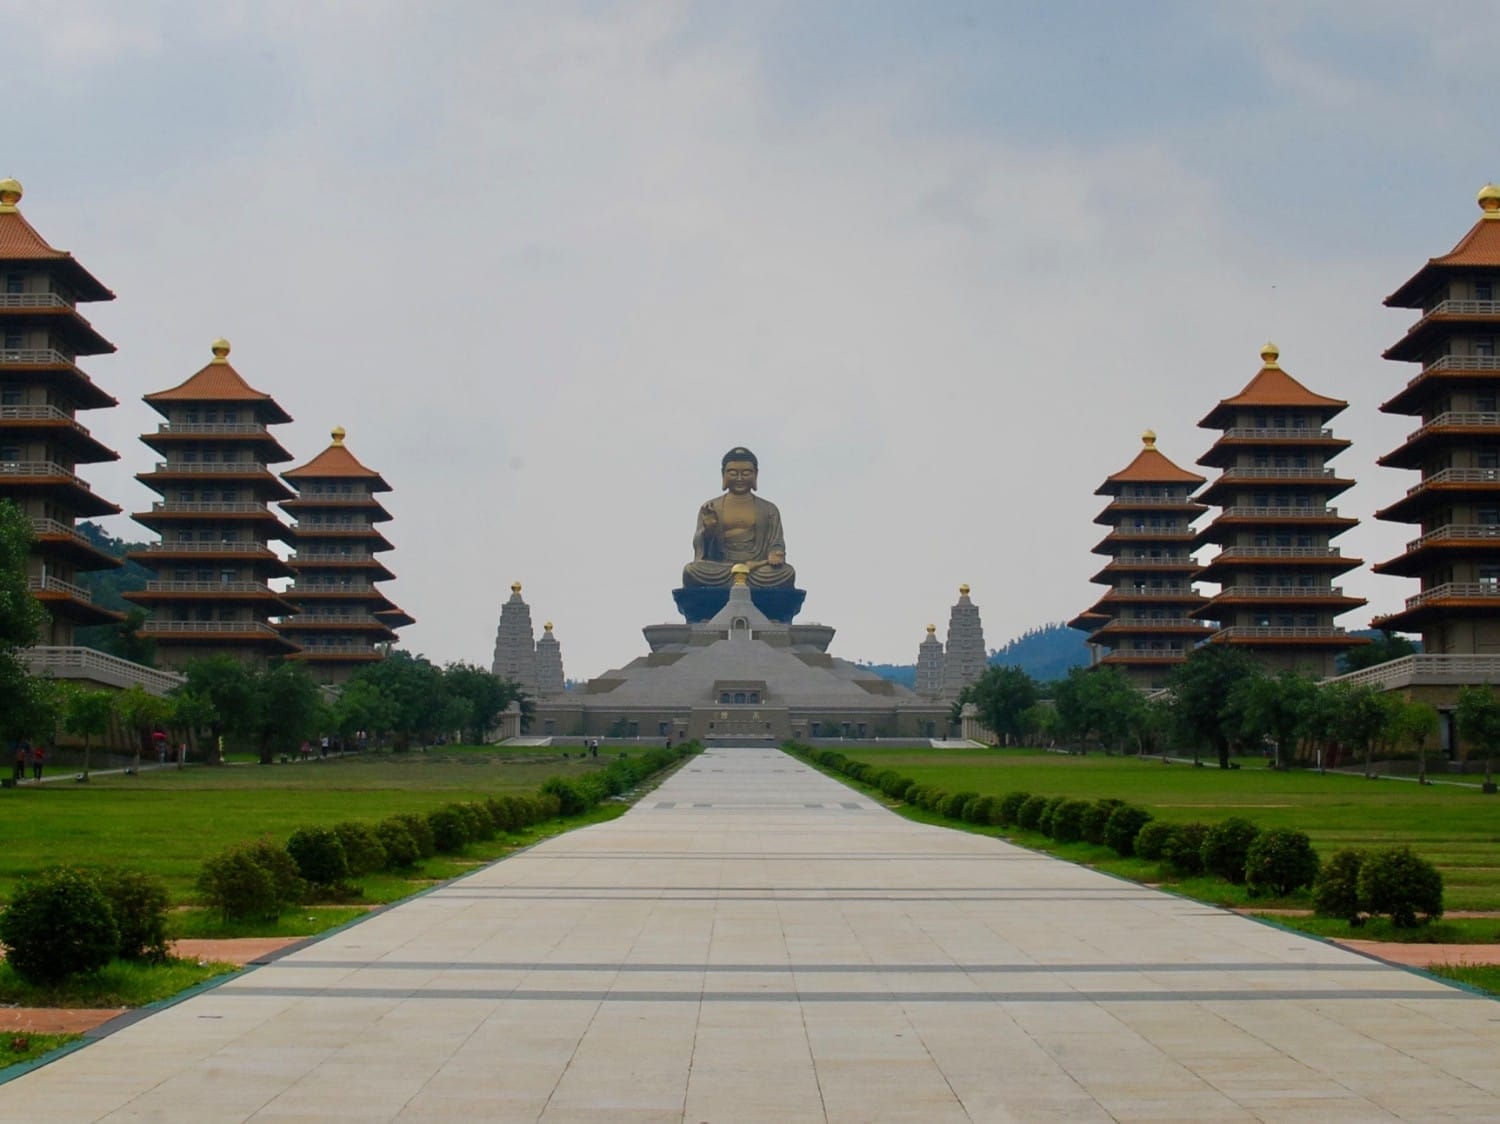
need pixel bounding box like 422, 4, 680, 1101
0, 866, 172, 985
784, 742, 1444, 928
196, 743, 699, 923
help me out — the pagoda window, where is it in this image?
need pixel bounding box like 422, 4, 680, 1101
1253, 614, 1271, 627
3, 329, 22, 349
222, 411, 237, 423
1478, 507, 1500, 525
202, 410, 218, 423
182, 449, 199, 463
1253, 453, 1269, 468
1481, 566, 1500, 588
1253, 414, 1269, 428
1478, 391, 1497, 412
1477, 338, 1496, 358
4, 274, 23, 294
1291, 416, 1307, 430
200, 449, 218, 463
1477, 280, 1493, 301
176, 531, 193, 542
1298, 614, 1317, 627
1277, 614, 1295, 627
220, 569, 236, 583
221, 489, 238, 501
0, 386, 20, 405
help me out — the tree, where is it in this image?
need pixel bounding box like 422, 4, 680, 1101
1339, 631, 1418, 674
178, 655, 258, 761
115, 685, 169, 773
61, 686, 114, 780
1052, 666, 1140, 753
1390, 699, 1440, 785
1166, 646, 1262, 768
1310, 681, 1390, 779
329, 676, 397, 746
443, 662, 524, 744
0, 500, 46, 741
247, 662, 325, 764
965, 665, 1039, 746
1455, 685, 1500, 793
1233, 669, 1318, 769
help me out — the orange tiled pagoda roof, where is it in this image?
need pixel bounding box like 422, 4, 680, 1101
1098, 432, 1203, 493
1198, 345, 1346, 428
143, 342, 293, 423
1387, 188, 1500, 308
283, 428, 391, 490
0, 180, 114, 300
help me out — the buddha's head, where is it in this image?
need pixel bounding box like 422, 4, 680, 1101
721, 446, 758, 494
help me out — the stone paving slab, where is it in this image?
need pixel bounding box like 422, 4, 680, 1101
3, 746, 1499, 1122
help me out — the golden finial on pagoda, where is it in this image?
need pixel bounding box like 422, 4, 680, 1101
959, 583, 970, 596
210, 338, 231, 364
1142, 429, 1157, 448
926, 623, 936, 634
1260, 341, 1280, 369
544, 621, 554, 631
331, 426, 346, 446
731, 563, 750, 585
0, 178, 21, 213
1479, 184, 1500, 218
511, 581, 522, 594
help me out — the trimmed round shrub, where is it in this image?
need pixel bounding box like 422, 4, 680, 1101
94, 867, 171, 963
996, 792, 1031, 828
395, 813, 437, 858
1358, 846, 1444, 928
1017, 794, 1050, 831
541, 777, 595, 816
535, 792, 563, 819
873, 770, 899, 793
426, 806, 470, 853
920, 788, 949, 812
904, 784, 929, 807
886, 776, 914, 801
0, 867, 119, 985
1103, 805, 1153, 857
1134, 821, 1175, 862
1244, 829, 1320, 898
1201, 817, 1261, 883
455, 801, 495, 841
287, 827, 352, 888
374, 819, 420, 869
940, 791, 979, 820
1161, 823, 1210, 877
333, 821, 388, 877
1312, 848, 1365, 923
484, 796, 516, 832
1048, 799, 1090, 843
197, 839, 304, 922
1080, 799, 1124, 845
967, 795, 998, 825
1038, 795, 1069, 838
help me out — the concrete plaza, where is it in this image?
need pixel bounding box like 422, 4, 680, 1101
3, 746, 1499, 1122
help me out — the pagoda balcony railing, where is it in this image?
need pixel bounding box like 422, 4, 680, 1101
21, 646, 184, 696
150, 501, 271, 514
0, 459, 91, 487
1421, 355, 1500, 374
1404, 582, 1500, 610
280, 612, 384, 625
1216, 467, 1336, 481
0, 348, 74, 365
0, 293, 72, 310
143, 541, 275, 554
0, 404, 78, 423
1330, 654, 1500, 691
155, 422, 269, 436
150, 461, 269, 474
1213, 585, 1345, 599
285, 495, 375, 505
28, 516, 94, 545
1100, 651, 1189, 662
144, 581, 274, 594
290, 583, 378, 594
26, 574, 93, 601
1215, 626, 1349, 640
291, 551, 377, 562
1105, 617, 1206, 629
1107, 587, 1197, 598
290, 523, 373, 533
1105, 526, 1191, 537
1222, 426, 1334, 440
1404, 467, 1500, 495
140, 620, 282, 636
1406, 523, 1500, 550
1219, 505, 1339, 518
1106, 494, 1196, 506
1414, 299, 1500, 326
1214, 546, 1342, 559
297, 644, 381, 655
1404, 411, 1500, 442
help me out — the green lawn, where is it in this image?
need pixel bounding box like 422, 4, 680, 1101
0, 746, 635, 902
811, 747, 1500, 912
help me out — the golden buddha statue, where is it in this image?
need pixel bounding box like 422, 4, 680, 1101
682, 447, 797, 589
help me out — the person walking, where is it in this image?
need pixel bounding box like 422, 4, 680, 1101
13, 738, 29, 784
31, 743, 44, 782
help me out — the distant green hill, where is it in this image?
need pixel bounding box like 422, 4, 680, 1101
866, 621, 1090, 688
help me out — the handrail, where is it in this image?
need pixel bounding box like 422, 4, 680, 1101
1422, 355, 1500, 373
1403, 411, 1500, 442
1330, 654, 1500, 690
1105, 494, 1197, 506
26, 574, 93, 601
0, 348, 74, 365
1406, 523, 1500, 550
1103, 587, 1199, 598
278, 612, 385, 625
155, 422, 269, 436
1222, 426, 1335, 440
1214, 626, 1349, 640
1404, 582, 1500, 610
1212, 585, 1347, 599
139, 620, 282, 636
1213, 546, 1342, 559
20, 645, 184, 695
1105, 526, 1191, 537
1216, 466, 1337, 480
141, 541, 276, 554
1219, 506, 1341, 518
150, 501, 271, 514
0, 460, 91, 487
150, 461, 269, 474
0, 293, 71, 309
1404, 467, 1500, 495
143, 581, 274, 594
0, 404, 75, 422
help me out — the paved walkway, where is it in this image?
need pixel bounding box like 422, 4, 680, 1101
4, 747, 1500, 1122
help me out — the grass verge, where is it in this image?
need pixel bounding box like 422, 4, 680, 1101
0, 958, 236, 1008
1249, 914, 1500, 944
1428, 964, 1500, 997
1, 1033, 80, 1067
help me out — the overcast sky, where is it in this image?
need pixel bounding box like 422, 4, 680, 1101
5, 1, 1496, 678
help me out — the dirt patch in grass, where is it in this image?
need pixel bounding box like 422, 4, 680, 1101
1336, 941, 1500, 968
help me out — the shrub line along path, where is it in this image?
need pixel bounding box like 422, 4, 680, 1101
4, 746, 1500, 1122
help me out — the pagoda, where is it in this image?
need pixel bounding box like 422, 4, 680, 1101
535, 621, 565, 697
1072, 430, 1214, 688
1372, 185, 1500, 654
1192, 344, 1366, 675
492, 582, 540, 694
278, 426, 409, 682
125, 340, 300, 667
942, 584, 987, 696
915, 623, 945, 697
0, 177, 124, 644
